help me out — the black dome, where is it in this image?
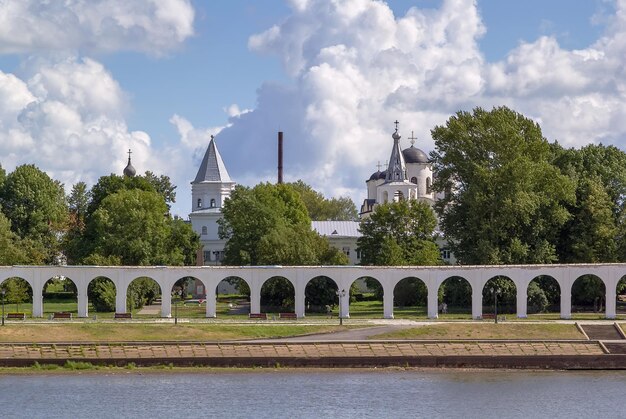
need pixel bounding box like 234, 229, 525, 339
403, 146, 429, 163
369, 170, 381, 181
378, 170, 387, 180
123, 162, 136, 177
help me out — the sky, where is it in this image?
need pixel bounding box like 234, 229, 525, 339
0, 0, 624, 218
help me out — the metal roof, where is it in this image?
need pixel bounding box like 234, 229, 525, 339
193, 137, 233, 183
311, 221, 362, 237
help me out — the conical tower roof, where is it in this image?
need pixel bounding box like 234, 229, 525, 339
385, 121, 407, 182
193, 136, 232, 183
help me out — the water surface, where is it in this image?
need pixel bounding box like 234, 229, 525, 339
0, 370, 623, 418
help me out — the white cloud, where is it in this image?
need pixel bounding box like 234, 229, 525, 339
0, 57, 152, 189
184, 0, 626, 211
0, 0, 194, 55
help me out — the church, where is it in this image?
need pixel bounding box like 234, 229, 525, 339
187, 122, 453, 272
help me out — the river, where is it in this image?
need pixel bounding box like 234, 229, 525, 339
0, 370, 624, 418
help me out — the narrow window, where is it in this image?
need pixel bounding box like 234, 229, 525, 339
197, 198, 202, 208
210, 198, 216, 208
410, 176, 417, 184
426, 177, 432, 193
201, 226, 207, 235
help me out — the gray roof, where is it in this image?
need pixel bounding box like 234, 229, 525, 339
193, 137, 233, 183
312, 221, 362, 238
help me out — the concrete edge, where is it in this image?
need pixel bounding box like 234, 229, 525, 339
614, 322, 626, 339
575, 322, 590, 340
2, 355, 626, 370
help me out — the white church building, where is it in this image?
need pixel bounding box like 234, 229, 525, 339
188, 122, 453, 280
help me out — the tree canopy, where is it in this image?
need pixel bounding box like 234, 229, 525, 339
288, 180, 358, 221
219, 182, 347, 266
430, 106, 575, 265
357, 200, 441, 266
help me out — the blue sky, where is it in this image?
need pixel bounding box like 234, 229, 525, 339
0, 0, 623, 217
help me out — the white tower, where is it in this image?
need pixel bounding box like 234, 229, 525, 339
189, 135, 235, 264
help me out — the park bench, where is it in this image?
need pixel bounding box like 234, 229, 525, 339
53, 312, 72, 320
481, 314, 506, 321
279, 312, 298, 320
114, 312, 132, 320
6, 312, 25, 320
249, 313, 268, 320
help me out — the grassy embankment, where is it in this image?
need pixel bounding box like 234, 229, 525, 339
0, 323, 354, 342
369, 323, 586, 340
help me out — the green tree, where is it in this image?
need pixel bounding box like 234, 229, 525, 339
219, 182, 348, 308
0, 164, 68, 261
87, 189, 198, 266
430, 106, 575, 265
143, 171, 177, 209
288, 180, 358, 221
0, 212, 30, 265
357, 200, 441, 266
0, 278, 31, 312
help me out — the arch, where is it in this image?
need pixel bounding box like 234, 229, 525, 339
571, 274, 606, 315
260, 276, 295, 314
410, 176, 418, 184
437, 276, 472, 318
482, 276, 517, 315
348, 276, 383, 318
0, 277, 33, 315
43, 276, 78, 317
87, 276, 117, 314
305, 276, 338, 315
527, 275, 560, 316
426, 177, 432, 193
168, 276, 205, 318
617, 275, 626, 317
126, 276, 162, 316
393, 276, 428, 317
216, 276, 250, 317
382, 191, 389, 203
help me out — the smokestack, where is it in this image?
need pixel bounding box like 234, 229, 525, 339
278, 131, 283, 184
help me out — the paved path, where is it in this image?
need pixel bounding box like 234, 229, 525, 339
0, 341, 605, 361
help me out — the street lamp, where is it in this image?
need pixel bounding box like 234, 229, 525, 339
1, 289, 5, 326
336, 289, 346, 326
490, 287, 501, 324
173, 289, 182, 325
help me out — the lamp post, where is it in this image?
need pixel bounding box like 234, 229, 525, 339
490, 287, 501, 324
336, 289, 346, 326
173, 289, 181, 325
1, 289, 5, 326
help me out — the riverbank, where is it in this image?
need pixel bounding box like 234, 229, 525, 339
1, 340, 624, 370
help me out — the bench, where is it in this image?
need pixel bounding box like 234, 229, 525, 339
53, 312, 72, 320
114, 312, 132, 320
482, 314, 506, 321
279, 312, 298, 320
6, 312, 25, 320
249, 313, 268, 320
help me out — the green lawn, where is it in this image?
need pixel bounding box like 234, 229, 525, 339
370, 323, 585, 340
0, 323, 355, 343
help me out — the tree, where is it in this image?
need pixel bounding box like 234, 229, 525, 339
220, 183, 345, 266
357, 200, 441, 266
0, 212, 30, 265
0, 164, 68, 261
430, 106, 575, 265
288, 180, 358, 221
219, 182, 348, 308
553, 144, 626, 263
87, 189, 198, 266
0, 278, 31, 312
143, 171, 177, 209
68, 182, 89, 229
